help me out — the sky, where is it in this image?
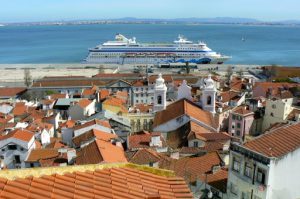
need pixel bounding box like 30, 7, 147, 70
0, 0, 299, 23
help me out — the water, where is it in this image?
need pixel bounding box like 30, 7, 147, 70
0, 24, 300, 65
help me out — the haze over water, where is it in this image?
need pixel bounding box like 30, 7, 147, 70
0, 24, 300, 66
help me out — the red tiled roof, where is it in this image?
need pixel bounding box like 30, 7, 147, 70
154, 99, 218, 129
0, 129, 34, 142
77, 99, 93, 108
74, 119, 111, 130
232, 106, 254, 116
76, 140, 127, 164
198, 168, 228, 193
12, 102, 27, 116
99, 89, 110, 100
0, 87, 27, 98
60, 119, 76, 128
129, 104, 153, 113
244, 122, 300, 158
191, 132, 231, 142
45, 138, 66, 149
73, 129, 117, 147
132, 80, 147, 87
161, 152, 223, 183
0, 165, 193, 199
128, 132, 166, 150
26, 148, 59, 162
49, 93, 67, 100
32, 79, 106, 87
82, 88, 96, 96
93, 73, 138, 78
41, 99, 55, 105
128, 148, 171, 165
26, 121, 53, 132
220, 91, 239, 103
149, 75, 173, 84
103, 97, 124, 107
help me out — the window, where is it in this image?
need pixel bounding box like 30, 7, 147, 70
232, 157, 240, 172
157, 95, 162, 104
232, 115, 236, 120
232, 125, 235, 129
270, 113, 274, 117
244, 162, 252, 178
230, 183, 238, 195
272, 104, 276, 109
193, 141, 198, 147
207, 96, 212, 105
1, 148, 5, 152
149, 162, 154, 167
14, 155, 21, 164
8, 145, 17, 150
257, 168, 266, 185
30, 163, 34, 168
237, 123, 241, 128
20, 147, 24, 151
236, 130, 241, 136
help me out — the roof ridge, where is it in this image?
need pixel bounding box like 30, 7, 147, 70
0, 163, 175, 180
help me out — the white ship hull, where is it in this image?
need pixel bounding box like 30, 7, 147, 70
85, 34, 231, 65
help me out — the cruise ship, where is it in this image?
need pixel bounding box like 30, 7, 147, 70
85, 34, 230, 65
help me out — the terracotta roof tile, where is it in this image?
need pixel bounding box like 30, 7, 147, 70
232, 105, 254, 115
149, 75, 173, 84
82, 89, 96, 96
32, 79, 106, 88
49, 93, 68, 100
244, 122, 300, 158
0, 87, 27, 98
127, 148, 171, 165
99, 89, 110, 100
154, 99, 218, 130
73, 129, 117, 147
128, 132, 167, 150
76, 140, 127, 165
74, 119, 111, 131
198, 168, 228, 193
0, 129, 34, 143
77, 99, 93, 108
26, 149, 59, 162
93, 73, 138, 78
60, 119, 76, 128
161, 152, 223, 184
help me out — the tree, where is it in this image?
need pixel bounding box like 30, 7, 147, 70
226, 66, 233, 83
24, 68, 32, 87
268, 64, 277, 81
237, 68, 244, 78
98, 65, 105, 74
185, 62, 190, 74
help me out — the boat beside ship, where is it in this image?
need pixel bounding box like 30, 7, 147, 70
85, 34, 231, 65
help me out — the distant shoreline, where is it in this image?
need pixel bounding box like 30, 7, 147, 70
2, 18, 300, 27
